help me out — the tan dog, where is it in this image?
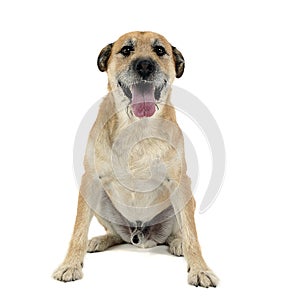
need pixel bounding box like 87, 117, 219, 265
53, 31, 218, 287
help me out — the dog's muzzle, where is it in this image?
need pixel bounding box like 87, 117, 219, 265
117, 57, 168, 118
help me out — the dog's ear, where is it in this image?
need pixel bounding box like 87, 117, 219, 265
97, 43, 114, 72
172, 46, 185, 78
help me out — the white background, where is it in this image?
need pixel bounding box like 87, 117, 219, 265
0, 1, 299, 307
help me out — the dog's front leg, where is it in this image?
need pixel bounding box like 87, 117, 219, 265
170, 176, 219, 287
181, 196, 219, 287
52, 193, 93, 282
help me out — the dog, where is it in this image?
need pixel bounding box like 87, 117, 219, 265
52, 31, 218, 287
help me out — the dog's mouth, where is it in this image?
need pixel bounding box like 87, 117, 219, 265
118, 80, 167, 118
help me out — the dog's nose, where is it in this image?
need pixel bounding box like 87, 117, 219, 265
135, 59, 154, 79
132, 234, 140, 245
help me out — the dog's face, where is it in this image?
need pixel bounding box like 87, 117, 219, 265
97, 31, 184, 118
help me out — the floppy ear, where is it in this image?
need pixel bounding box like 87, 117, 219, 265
172, 46, 185, 78
97, 43, 114, 72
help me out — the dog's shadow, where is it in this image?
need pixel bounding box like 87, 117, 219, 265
99, 243, 172, 256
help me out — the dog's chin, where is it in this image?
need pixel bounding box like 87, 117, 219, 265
118, 80, 167, 118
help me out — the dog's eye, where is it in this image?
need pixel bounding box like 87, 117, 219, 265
119, 46, 134, 57
153, 46, 166, 57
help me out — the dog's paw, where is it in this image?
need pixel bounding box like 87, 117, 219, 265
52, 264, 83, 282
188, 266, 219, 288
87, 236, 108, 253
168, 238, 183, 256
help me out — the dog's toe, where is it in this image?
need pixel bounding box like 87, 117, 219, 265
52, 264, 83, 282
188, 267, 219, 288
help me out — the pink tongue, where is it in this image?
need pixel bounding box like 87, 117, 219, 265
131, 84, 156, 118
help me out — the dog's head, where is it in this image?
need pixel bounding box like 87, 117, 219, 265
97, 31, 184, 118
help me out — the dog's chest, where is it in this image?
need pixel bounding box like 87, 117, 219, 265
91, 118, 183, 220
110, 117, 177, 178
127, 138, 172, 178
97, 138, 176, 221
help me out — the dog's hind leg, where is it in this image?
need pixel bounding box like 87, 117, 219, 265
87, 233, 124, 252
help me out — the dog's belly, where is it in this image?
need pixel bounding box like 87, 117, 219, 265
101, 176, 171, 223
96, 189, 178, 247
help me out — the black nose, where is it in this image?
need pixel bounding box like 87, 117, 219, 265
135, 59, 154, 79
132, 234, 139, 245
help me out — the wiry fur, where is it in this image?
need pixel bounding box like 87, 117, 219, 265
52, 31, 218, 287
